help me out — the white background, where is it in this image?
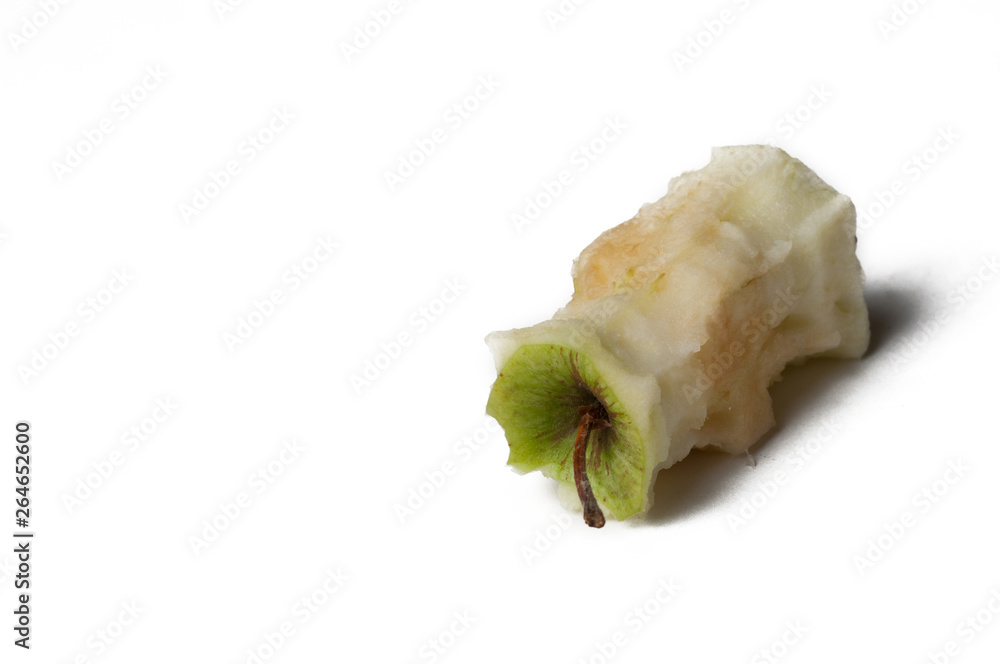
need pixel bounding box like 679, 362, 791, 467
2, 0, 999, 662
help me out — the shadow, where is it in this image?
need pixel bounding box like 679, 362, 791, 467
864, 283, 926, 358
638, 281, 928, 526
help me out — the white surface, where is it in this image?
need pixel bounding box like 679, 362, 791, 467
2, 0, 999, 662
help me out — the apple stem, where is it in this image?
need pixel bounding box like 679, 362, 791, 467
574, 404, 609, 528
